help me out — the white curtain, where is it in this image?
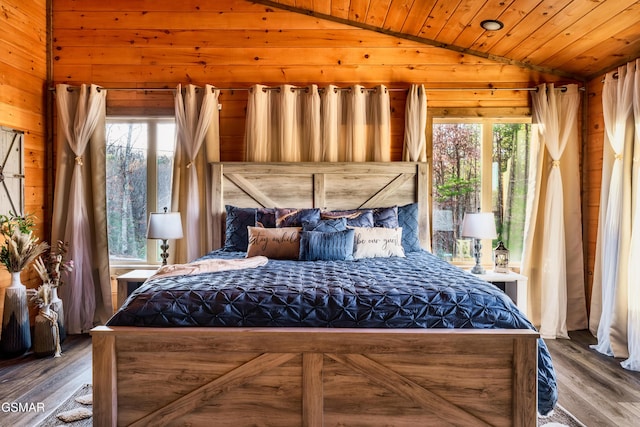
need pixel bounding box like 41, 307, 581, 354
320, 85, 340, 161
172, 84, 220, 262
245, 84, 270, 162
303, 86, 322, 161
53, 84, 110, 334
521, 83, 587, 339
403, 84, 427, 161
245, 84, 390, 161
278, 84, 301, 161
590, 60, 640, 371
625, 59, 640, 370
346, 85, 367, 161
371, 86, 391, 162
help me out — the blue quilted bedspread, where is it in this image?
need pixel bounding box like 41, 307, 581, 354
107, 249, 557, 414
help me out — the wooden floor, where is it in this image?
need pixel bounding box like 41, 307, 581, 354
0, 330, 639, 426
0, 334, 92, 426
545, 330, 640, 427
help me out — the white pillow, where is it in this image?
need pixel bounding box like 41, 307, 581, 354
351, 227, 405, 259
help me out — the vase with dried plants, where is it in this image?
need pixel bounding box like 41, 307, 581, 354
0, 213, 48, 358
33, 241, 73, 344
29, 282, 61, 357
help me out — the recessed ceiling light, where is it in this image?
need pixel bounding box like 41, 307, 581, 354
481, 20, 504, 31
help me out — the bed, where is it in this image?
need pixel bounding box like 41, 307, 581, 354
93, 162, 557, 426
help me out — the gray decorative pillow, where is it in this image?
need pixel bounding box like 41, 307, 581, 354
299, 229, 355, 261
321, 209, 374, 227
398, 203, 421, 252
224, 205, 256, 252
373, 206, 399, 228
302, 218, 347, 233
256, 208, 276, 228
275, 208, 321, 228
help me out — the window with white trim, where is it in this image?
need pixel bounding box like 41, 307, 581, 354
431, 118, 532, 267
106, 117, 176, 265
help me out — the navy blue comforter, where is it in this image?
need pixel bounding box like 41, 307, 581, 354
107, 249, 557, 414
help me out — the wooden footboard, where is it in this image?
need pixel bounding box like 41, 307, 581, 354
92, 327, 539, 427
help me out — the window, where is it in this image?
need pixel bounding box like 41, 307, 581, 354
106, 118, 176, 265
431, 118, 531, 266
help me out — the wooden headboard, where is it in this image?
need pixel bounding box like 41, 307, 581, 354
210, 162, 430, 250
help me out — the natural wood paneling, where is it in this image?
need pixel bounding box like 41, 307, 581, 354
51, 0, 569, 90
52, 0, 568, 164
263, 0, 640, 80
50, 0, 615, 313
583, 75, 605, 311
55, 63, 557, 86
0, 0, 48, 299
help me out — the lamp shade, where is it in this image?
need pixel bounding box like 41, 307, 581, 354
146, 211, 184, 240
461, 212, 497, 240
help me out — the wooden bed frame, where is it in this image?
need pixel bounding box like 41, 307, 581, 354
93, 162, 539, 426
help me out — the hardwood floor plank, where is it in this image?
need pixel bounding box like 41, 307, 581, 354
546, 330, 640, 427
619, 402, 640, 419
0, 334, 92, 426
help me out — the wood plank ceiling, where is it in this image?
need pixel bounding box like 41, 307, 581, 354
256, 0, 640, 80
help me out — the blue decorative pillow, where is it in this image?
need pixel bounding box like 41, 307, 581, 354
373, 206, 399, 228
302, 218, 347, 233
397, 203, 421, 252
321, 209, 374, 227
299, 229, 355, 261
224, 205, 256, 252
256, 208, 276, 228
275, 208, 321, 228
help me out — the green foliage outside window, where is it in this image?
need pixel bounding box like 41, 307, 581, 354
432, 121, 530, 263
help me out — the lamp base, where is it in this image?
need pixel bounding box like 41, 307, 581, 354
470, 264, 486, 274
470, 238, 485, 274
160, 240, 170, 266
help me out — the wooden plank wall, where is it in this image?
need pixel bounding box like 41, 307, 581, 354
51, 0, 571, 162
50, 0, 604, 308
0, 0, 48, 295
583, 75, 605, 310
0, 0, 615, 330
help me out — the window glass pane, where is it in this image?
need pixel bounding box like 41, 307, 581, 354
156, 122, 176, 212
106, 122, 149, 262
431, 123, 481, 261
492, 123, 531, 262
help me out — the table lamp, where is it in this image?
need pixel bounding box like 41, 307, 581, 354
461, 211, 497, 274
146, 208, 184, 265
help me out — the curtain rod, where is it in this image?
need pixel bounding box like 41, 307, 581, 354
48, 84, 584, 93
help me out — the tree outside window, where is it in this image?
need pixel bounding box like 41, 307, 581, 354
106, 118, 176, 264
432, 123, 480, 261
432, 119, 531, 265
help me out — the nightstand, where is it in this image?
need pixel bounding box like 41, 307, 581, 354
116, 269, 157, 309
475, 270, 528, 317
